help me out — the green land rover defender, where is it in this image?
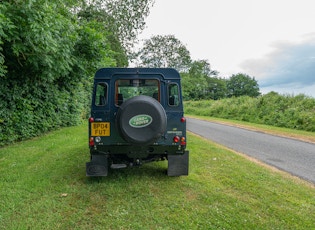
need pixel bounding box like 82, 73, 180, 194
86, 68, 189, 176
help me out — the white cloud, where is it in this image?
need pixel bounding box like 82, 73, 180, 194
242, 35, 315, 96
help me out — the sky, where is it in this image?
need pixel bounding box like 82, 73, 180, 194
138, 0, 315, 97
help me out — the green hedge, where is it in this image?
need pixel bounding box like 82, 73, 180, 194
0, 79, 89, 145
0, 1, 117, 146
185, 92, 315, 132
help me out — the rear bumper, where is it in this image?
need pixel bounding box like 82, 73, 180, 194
90, 144, 185, 157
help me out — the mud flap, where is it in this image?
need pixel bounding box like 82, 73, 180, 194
167, 151, 189, 176
86, 155, 108, 176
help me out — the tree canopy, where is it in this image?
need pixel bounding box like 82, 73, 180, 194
78, 0, 155, 61
227, 73, 260, 98
137, 35, 192, 72
182, 60, 219, 100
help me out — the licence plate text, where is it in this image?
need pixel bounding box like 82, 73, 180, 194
91, 122, 110, 136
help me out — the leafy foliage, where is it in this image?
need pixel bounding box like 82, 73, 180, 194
105, 0, 155, 52
2, 1, 76, 82
206, 76, 227, 100
227, 73, 260, 97
78, 0, 155, 59
0, 1, 89, 145
0, 4, 13, 77
182, 70, 261, 100
76, 4, 128, 67
182, 60, 223, 100
0, 0, 153, 146
185, 92, 315, 132
138, 35, 192, 72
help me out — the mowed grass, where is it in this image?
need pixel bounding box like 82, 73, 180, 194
0, 125, 315, 229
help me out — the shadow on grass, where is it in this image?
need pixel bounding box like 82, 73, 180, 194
84, 161, 177, 184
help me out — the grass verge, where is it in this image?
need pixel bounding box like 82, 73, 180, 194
0, 125, 314, 229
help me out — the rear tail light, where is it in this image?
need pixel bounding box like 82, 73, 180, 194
173, 136, 180, 143
180, 136, 186, 146
180, 117, 186, 123
89, 118, 95, 146
89, 137, 95, 146
173, 136, 186, 145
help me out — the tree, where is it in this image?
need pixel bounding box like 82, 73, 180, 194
1, 0, 118, 87
182, 60, 211, 99
227, 73, 260, 97
0, 4, 12, 77
1, 0, 77, 82
207, 77, 227, 100
77, 0, 155, 63
138, 35, 192, 72
189, 59, 218, 77
104, 0, 155, 51
181, 59, 224, 100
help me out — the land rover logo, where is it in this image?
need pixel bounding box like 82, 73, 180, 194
129, 114, 153, 128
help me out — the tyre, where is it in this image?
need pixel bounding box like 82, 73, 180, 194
116, 95, 167, 145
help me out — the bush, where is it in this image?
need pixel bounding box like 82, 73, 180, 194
185, 92, 315, 132
0, 80, 89, 145
0, 1, 117, 146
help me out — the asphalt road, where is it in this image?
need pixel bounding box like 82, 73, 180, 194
187, 118, 315, 184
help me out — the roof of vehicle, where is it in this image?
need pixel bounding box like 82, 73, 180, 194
94, 68, 181, 80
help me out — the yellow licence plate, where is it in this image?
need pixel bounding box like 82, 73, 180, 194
91, 122, 110, 136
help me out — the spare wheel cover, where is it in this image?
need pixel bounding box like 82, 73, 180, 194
116, 95, 167, 145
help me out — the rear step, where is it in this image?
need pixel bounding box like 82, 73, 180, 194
111, 164, 127, 169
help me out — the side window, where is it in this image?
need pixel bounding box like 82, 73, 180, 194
168, 83, 180, 106
95, 83, 107, 106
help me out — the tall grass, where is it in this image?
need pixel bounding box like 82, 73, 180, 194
185, 92, 315, 132
1, 124, 315, 229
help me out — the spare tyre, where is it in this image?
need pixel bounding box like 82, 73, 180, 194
116, 95, 167, 145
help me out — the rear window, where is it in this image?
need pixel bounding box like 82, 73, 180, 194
168, 83, 180, 106
95, 82, 108, 106
115, 79, 160, 105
